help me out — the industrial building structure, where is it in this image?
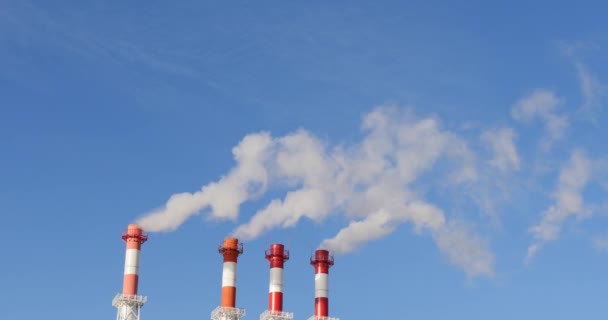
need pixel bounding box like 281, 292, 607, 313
112, 225, 340, 320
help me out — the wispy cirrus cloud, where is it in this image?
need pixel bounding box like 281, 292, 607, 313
592, 234, 608, 252
481, 128, 520, 173
0, 1, 203, 78
575, 62, 606, 118
527, 150, 592, 261
511, 89, 568, 150
558, 40, 607, 120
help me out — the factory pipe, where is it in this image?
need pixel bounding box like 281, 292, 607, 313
122, 224, 148, 296
265, 244, 289, 312
311, 249, 334, 318
219, 237, 243, 308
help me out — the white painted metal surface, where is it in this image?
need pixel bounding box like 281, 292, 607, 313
314, 273, 328, 298
124, 249, 140, 275
268, 268, 284, 293
222, 262, 237, 287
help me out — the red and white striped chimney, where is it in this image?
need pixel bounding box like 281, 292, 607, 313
122, 224, 148, 297
113, 224, 148, 320
211, 237, 245, 320
266, 244, 289, 312
310, 249, 334, 318
219, 237, 243, 308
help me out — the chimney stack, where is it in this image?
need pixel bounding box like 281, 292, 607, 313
260, 244, 293, 320
113, 224, 148, 320
308, 249, 339, 320
211, 237, 246, 320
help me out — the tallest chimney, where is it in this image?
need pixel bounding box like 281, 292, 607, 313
113, 224, 148, 320
122, 224, 148, 296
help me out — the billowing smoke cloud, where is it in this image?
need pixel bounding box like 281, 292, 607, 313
137, 107, 494, 277
526, 149, 592, 261
136, 133, 274, 231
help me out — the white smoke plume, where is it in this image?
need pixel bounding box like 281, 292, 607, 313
526, 149, 592, 261
136, 107, 494, 277
136, 133, 274, 231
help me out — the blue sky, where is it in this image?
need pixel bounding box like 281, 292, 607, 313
1, 1, 608, 319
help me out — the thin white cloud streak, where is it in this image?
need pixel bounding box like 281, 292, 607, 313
1, 2, 203, 80
464, 127, 522, 225
592, 234, 608, 252
526, 149, 592, 261
511, 89, 568, 149
432, 222, 494, 277
558, 41, 606, 118
576, 62, 606, 117
481, 128, 520, 172
137, 107, 494, 277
